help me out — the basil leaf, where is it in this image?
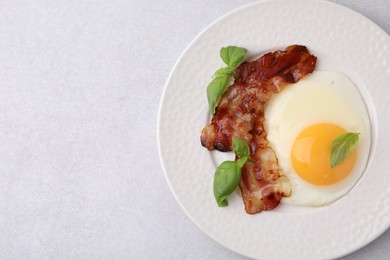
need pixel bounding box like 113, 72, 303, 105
206, 46, 247, 114
236, 156, 248, 168
213, 139, 250, 207
213, 161, 241, 207
330, 132, 360, 168
207, 75, 228, 114
213, 67, 233, 78
220, 46, 247, 68
232, 137, 250, 158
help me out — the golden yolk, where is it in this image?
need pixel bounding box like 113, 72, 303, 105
291, 123, 357, 186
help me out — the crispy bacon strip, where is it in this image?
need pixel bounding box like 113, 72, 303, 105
201, 45, 317, 214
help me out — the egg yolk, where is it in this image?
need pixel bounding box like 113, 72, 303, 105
291, 123, 357, 186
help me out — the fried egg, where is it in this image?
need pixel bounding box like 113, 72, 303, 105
264, 71, 371, 206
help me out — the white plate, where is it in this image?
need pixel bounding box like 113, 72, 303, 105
158, 0, 390, 259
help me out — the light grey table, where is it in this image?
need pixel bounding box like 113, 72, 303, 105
0, 0, 389, 259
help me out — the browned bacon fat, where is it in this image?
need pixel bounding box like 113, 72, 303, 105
200, 45, 317, 214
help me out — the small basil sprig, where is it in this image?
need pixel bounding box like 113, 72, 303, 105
207, 46, 247, 114
213, 138, 249, 207
330, 132, 360, 168
220, 46, 247, 68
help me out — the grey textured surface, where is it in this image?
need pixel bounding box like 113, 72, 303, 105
0, 0, 389, 259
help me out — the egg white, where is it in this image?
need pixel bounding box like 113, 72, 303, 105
264, 71, 371, 206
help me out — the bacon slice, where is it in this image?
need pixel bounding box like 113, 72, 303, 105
201, 45, 317, 214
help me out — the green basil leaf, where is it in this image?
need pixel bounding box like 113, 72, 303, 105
220, 46, 247, 68
232, 137, 250, 158
213, 67, 233, 78
236, 156, 248, 168
213, 139, 249, 207
330, 132, 360, 168
207, 75, 228, 114
213, 160, 241, 207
